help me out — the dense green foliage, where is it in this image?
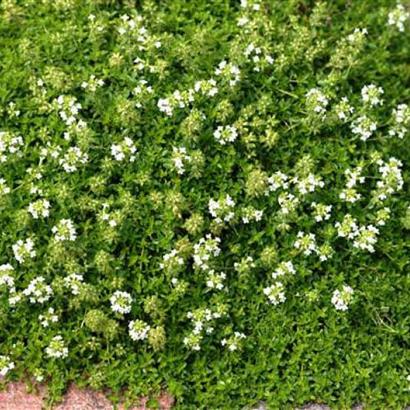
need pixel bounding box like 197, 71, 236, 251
0, 0, 409, 408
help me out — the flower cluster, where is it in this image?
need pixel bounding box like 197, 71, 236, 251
213, 125, 238, 145
387, 3, 409, 32
45, 335, 68, 359
111, 137, 137, 162
12, 238, 36, 264
23, 276, 53, 304
331, 285, 354, 311
110, 291, 133, 314
52, 219, 77, 242
208, 195, 235, 224
128, 319, 150, 341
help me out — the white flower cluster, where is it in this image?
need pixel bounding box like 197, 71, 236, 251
335, 214, 359, 239
353, 225, 379, 253
241, 206, 263, 223
39, 307, 59, 327
221, 331, 246, 351
339, 166, 365, 203
266, 171, 289, 193
81, 74, 104, 92
193, 234, 221, 271
215, 60, 241, 86
263, 281, 286, 305
45, 335, 68, 359
213, 125, 238, 145
243, 43, 274, 72
133, 79, 154, 108
0, 178, 10, 196
208, 194, 235, 224
157, 79, 217, 116
52, 219, 77, 242
59, 146, 88, 172
305, 88, 329, 116
99, 203, 119, 228
278, 192, 299, 215
110, 290, 133, 314
293, 173, 324, 195
12, 238, 36, 264
336, 216, 381, 253
184, 306, 226, 350
54, 95, 82, 126
374, 157, 403, 201
351, 115, 377, 141
128, 319, 150, 341
272, 261, 295, 279
28, 199, 51, 219
160, 249, 184, 273
0, 355, 15, 377
361, 84, 384, 106
172, 147, 191, 175
389, 103, 410, 138
205, 270, 226, 290
294, 231, 317, 256
111, 137, 137, 162
331, 285, 354, 311
334, 97, 354, 121
0, 131, 24, 163
388, 3, 409, 32
311, 202, 332, 222
0, 264, 14, 288
23, 276, 53, 304
64, 273, 84, 295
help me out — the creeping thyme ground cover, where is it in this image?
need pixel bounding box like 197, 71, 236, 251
0, 0, 409, 408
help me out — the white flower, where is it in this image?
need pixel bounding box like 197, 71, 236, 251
12, 238, 36, 264
361, 84, 384, 106
294, 231, 317, 256
388, 3, 409, 32
263, 282, 286, 305
129, 319, 150, 341
81, 74, 104, 92
221, 331, 246, 351
110, 290, 133, 314
213, 125, 238, 145
39, 307, 59, 328
28, 199, 51, 219
305, 88, 329, 116
331, 285, 354, 311
52, 219, 77, 242
172, 147, 191, 174
0, 355, 15, 377
64, 273, 84, 295
193, 234, 221, 271
0, 178, 10, 196
389, 103, 410, 138
0, 131, 24, 162
215, 60, 241, 86
205, 270, 226, 290
335, 214, 359, 239
0, 264, 14, 287
334, 97, 354, 121
208, 195, 235, 223
311, 202, 332, 222
266, 171, 289, 193
351, 116, 377, 141
111, 137, 137, 162
374, 157, 403, 200
59, 146, 88, 172
353, 225, 379, 253
278, 192, 299, 215
272, 261, 295, 279
293, 173, 324, 195
23, 276, 53, 304
45, 335, 68, 359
